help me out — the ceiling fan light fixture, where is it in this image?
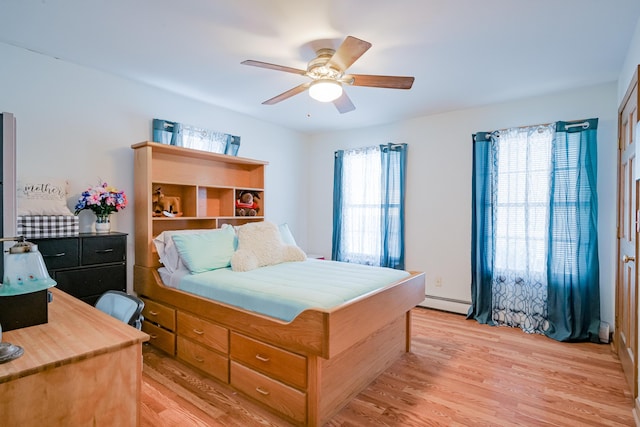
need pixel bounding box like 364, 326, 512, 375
309, 79, 343, 102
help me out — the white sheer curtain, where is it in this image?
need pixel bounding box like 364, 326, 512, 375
492, 124, 553, 333
339, 146, 382, 265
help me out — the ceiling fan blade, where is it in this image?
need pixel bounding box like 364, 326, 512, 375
262, 82, 310, 105
241, 60, 307, 76
333, 91, 356, 114
345, 74, 415, 89
326, 36, 372, 72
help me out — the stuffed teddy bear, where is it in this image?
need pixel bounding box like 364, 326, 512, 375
236, 191, 260, 216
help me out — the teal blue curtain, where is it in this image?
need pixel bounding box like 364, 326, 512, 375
380, 143, 407, 269
545, 119, 600, 342
468, 120, 600, 342
332, 150, 345, 261
468, 132, 497, 325
331, 144, 407, 269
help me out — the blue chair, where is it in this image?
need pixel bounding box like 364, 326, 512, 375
95, 290, 144, 330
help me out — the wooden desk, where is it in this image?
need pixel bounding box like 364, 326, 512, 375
0, 288, 149, 426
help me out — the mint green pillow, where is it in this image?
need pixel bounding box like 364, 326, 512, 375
172, 227, 236, 274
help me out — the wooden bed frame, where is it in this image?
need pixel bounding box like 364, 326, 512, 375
136, 265, 425, 426
132, 141, 426, 426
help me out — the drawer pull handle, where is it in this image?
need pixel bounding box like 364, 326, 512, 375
194, 356, 204, 363
255, 354, 270, 363
43, 252, 66, 258
149, 311, 159, 316
149, 334, 158, 339
193, 329, 204, 335
255, 387, 270, 396
95, 248, 114, 254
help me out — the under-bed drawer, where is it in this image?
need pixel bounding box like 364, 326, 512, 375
231, 361, 306, 424
142, 320, 176, 355
141, 298, 176, 331
230, 332, 306, 389
178, 311, 228, 354
177, 336, 229, 383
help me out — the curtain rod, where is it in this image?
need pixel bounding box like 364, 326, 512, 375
334, 143, 406, 156
479, 119, 591, 140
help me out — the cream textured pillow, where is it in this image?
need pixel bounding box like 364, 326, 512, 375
17, 178, 73, 216
231, 221, 306, 272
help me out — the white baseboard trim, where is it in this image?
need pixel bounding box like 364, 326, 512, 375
418, 295, 471, 315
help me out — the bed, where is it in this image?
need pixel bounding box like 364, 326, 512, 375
135, 227, 424, 426
131, 141, 425, 426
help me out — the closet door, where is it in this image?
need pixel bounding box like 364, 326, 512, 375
616, 67, 639, 398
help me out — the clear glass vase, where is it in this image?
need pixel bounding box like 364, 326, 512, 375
95, 214, 111, 233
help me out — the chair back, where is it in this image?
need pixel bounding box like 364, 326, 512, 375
95, 290, 144, 330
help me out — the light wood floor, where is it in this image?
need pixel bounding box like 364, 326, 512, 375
141, 307, 635, 426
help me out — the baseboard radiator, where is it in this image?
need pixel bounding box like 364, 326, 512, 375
418, 295, 471, 315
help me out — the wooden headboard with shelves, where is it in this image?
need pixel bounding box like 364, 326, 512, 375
131, 141, 267, 268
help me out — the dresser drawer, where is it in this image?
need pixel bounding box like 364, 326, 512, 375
142, 320, 176, 355
35, 238, 79, 270
54, 264, 125, 300
177, 336, 228, 383
230, 332, 306, 389
81, 235, 126, 265
230, 361, 306, 423
178, 311, 228, 354
141, 298, 176, 331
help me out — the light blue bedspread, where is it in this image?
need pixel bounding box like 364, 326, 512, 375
177, 259, 410, 322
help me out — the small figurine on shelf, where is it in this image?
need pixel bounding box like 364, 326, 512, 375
152, 187, 182, 217
235, 191, 260, 216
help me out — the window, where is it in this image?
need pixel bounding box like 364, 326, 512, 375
338, 146, 382, 264
470, 119, 600, 341
493, 126, 552, 278
332, 144, 406, 269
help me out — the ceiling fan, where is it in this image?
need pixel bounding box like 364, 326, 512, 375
241, 36, 415, 114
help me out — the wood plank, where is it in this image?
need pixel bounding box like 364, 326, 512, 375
141, 308, 635, 426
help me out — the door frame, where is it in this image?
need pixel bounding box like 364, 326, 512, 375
616, 65, 639, 401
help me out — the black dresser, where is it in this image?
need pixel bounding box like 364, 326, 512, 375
31, 232, 127, 305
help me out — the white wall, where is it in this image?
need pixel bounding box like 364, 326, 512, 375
619, 16, 640, 102
0, 42, 311, 293
0, 39, 624, 328
308, 83, 618, 325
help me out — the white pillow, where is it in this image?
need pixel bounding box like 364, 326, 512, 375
17, 178, 73, 216
278, 223, 298, 246
231, 221, 305, 272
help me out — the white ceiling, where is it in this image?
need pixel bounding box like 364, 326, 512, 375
1, 0, 639, 134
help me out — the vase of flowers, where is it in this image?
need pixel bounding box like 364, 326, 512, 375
75, 182, 128, 233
